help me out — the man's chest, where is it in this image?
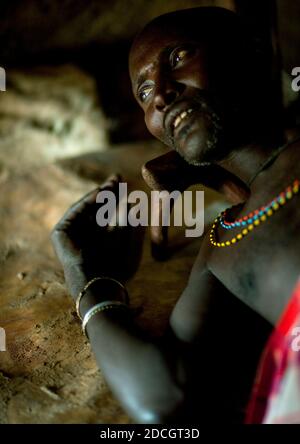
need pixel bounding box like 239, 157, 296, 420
206, 205, 300, 323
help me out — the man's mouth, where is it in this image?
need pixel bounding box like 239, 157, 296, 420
164, 103, 195, 141
172, 108, 193, 132
163, 97, 223, 158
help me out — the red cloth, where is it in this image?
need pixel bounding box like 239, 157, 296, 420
246, 279, 300, 424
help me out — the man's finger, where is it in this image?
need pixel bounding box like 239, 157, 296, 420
56, 187, 101, 228
53, 173, 123, 231
100, 173, 122, 189
64, 173, 122, 219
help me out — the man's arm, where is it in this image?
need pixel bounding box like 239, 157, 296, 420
82, 256, 271, 424
52, 189, 232, 423
80, 256, 227, 423
51, 177, 270, 423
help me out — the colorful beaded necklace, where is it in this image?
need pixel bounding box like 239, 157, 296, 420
210, 179, 300, 248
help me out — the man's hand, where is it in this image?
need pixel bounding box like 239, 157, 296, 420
142, 150, 250, 260
51, 174, 144, 300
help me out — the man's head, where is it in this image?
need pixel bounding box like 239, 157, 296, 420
129, 7, 270, 166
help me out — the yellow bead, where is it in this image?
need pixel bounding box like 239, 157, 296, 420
260, 214, 267, 222
279, 197, 286, 205
212, 224, 216, 228
237, 234, 243, 240
217, 243, 221, 247
293, 185, 299, 193
248, 224, 254, 231
272, 202, 279, 210
221, 243, 225, 247
267, 209, 273, 217
286, 191, 293, 199
226, 241, 231, 246
231, 238, 237, 244
254, 219, 260, 226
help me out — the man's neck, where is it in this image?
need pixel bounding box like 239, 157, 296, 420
217, 141, 281, 191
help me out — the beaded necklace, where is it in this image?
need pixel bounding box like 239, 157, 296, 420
210, 179, 299, 248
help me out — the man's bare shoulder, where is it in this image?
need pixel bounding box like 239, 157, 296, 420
285, 136, 300, 168
190, 229, 215, 276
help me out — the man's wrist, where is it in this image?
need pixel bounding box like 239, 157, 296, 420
63, 262, 91, 300
78, 279, 128, 319
62, 262, 129, 318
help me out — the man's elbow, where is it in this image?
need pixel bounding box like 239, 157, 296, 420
126, 389, 188, 424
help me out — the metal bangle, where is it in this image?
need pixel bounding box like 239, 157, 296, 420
75, 276, 129, 320
75, 277, 103, 320
82, 300, 129, 337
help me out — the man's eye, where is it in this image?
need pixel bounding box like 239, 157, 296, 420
138, 85, 153, 102
170, 47, 195, 68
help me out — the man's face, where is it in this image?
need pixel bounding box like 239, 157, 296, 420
129, 26, 226, 166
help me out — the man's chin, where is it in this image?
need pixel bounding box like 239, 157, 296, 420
175, 130, 219, 167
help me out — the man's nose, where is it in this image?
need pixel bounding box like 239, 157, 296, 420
153, 80, 183, 112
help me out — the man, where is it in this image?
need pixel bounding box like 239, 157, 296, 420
51, 7, 300, 423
